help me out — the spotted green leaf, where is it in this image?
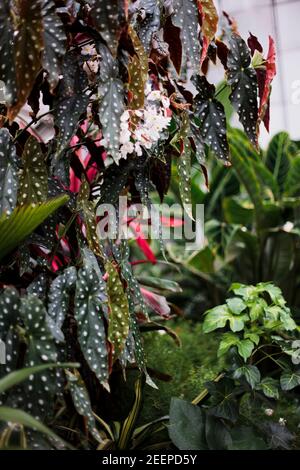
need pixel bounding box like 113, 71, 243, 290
193, 75, 229, 162
0, 128, 18, 216
20, 295, 58, 418
48, 267, 77, 342
106, 261, 130, 360
172, 0, 201, 72
41, 0, 67, 91
177, 112, 193, 220
66, 369, 102, 443
227, 34, 258, 146
18, 137, 48, 205
98, 44, 124, 165
128, 26, 148, 111
0, 0, 17, 105
74, 257, 108, 387
89, 0, 125, 56
54, 52, 89, 156
8, 0, 44, 121
78, 180, 103, 259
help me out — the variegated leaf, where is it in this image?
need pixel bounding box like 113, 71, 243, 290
89, 0, 125, 56
0, 0, 17, 105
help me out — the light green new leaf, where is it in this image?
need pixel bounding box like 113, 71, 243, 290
218, 332, 239, 357
226, 297, 246, 315
237, 339, 254, 362
0, 195, 69, 261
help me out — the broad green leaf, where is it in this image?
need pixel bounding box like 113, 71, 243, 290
0, 128, 18, 215
280, 370, 300, 391
138, 276, 182, 293
106, 261, 130, 360
228, 426, 267, 450
218, 332, 239, 357
98, 44, 124, 165
257, 377, 279, 399
203, 305, 231, 333
18, 137, 48, 205
227, 34, 258, 146
177, 112, 193, 220
172, 0, 201, 72
233, 365, 260, 388
0, 363, 79, 394
8, 0, 44, 121
41, 0, 67, 91
284, 154, 300, 196
244, 331, 260, 345
66, 369, 102, 443
0, 195, 69, 261
193, 75, 229, 162
206, 379, 239, 422
0, 0, 17, 104
237, 339, 254, 362
226, 297, 246, 315
168, 398, 208, 450
74, 257, 108, 387
249, 299, 266, 321
229, 315, 249, 333
223, 197, 254, 225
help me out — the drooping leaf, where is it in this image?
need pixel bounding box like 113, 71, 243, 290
205, 414, 232, 450
128, 26, 148, 110
258, 36, 276, 132
171, 0, 201, 72
7, 0, 44, 121
257, 377, 279, 399
74, 257, 108, 387
0, 0, 17, 105
227, 34, 258, 146
169, 398, 208, 450
18, 137, 48, 205
53, 52, 89, 156
134, 0, 161, 53
193, 75, 229, 162
66, 369, 102, 443
98, 44, 124, 165
47, 267, 77, 342
198, 0, 219, 65
20, 295, 58, 418
89, 0, 125, 56
106, 261, 130, 360
78, 180, 104, 259
280, 369, 300, 391
177, 112, 193, 220
0, 128, 19, 215
0, 195, 69, 261
41, 0, 67, 91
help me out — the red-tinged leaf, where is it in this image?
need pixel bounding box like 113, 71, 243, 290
247, 32, 263, 55
216, 38, 228, 69
259, 36, 276, 132
8, 1, 44, 121
193, 75, 230, 162
140, 287, 171, 318
163, 16, 182, 74
41, 0, 67, 91
0, 0, 17, 105
106, 261, 130, 360
227, 33, 258, 147
198, 0, 219, 65
88, 0, 125, 56
128, 26, 148, 110
172, 0, 201, 72
18, 137, 48, 205
130, 220, 157, 264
